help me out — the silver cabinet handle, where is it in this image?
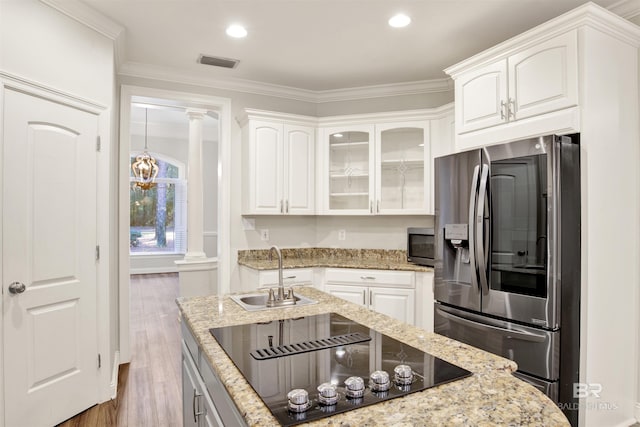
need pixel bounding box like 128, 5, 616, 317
370, 200, 373, 213
360, 276, 376, 280
193, 389, 204, 422
8, 282, 26, 294
369, 290, 372, 306
508, 98, 516, 119
377, 200, 380, 213
280, 200, 284, 213
284, 275, 296, 280
500, 100, 507, 120
362, 289, 366, 305
285, 200, 289, 213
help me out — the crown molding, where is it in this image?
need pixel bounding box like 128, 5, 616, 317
39, 0, 126, 68
608, 0, 640, 19
119, 61, 452, 104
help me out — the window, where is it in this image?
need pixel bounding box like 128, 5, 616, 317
130, 154, 186, 254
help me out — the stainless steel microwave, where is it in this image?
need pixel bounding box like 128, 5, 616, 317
407, 227, 435, 267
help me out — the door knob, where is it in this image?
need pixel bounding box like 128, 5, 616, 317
8, 282, 26, 294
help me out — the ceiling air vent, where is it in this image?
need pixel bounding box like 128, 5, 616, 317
198, 54, 239, 69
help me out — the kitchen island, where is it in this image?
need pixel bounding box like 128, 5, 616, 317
177, 286, 569, 426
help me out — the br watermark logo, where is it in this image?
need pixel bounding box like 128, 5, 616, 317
573, 383, 602, 398
557, 383, 619, 411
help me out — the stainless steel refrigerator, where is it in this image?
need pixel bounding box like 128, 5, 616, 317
433, 135, 580, 426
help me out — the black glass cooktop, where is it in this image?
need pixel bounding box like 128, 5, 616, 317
210, 313, 471, 426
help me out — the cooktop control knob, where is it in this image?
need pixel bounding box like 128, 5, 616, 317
317, 382, 338, 406
287, 389, 310, 413
393, 364, 414, 386
344, 376, 365, 398
369, 370, 391, 392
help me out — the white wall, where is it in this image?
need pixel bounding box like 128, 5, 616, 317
0, 0, 114, 107
0, 0, 117, 406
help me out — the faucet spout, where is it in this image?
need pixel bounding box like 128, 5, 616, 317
269, 245, 284, 298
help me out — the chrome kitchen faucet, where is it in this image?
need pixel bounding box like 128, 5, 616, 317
266, 245, 296, 307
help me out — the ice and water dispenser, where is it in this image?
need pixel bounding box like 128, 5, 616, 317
443, 224, 472, 285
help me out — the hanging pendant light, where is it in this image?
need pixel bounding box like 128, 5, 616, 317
132, 108, 159, 190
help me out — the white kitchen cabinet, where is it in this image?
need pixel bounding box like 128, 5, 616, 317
324, 268, 415, 325
414, 271, 434, 333
375, 121, 430, 214
451, 30, 578, 148
241, 111, 315, 215
322, 124, 375, 214
238, 266, 316, 292
429, 104, 455, 213
320, 120, 430, 215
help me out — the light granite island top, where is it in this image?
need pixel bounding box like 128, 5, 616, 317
177, 286, 569, 426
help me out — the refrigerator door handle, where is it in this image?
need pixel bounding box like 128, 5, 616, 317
468, 165, 480, 291
436, 306, 547, 343
476, 164, 490, 295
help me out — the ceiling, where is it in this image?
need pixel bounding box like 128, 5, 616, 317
79, 0, 626, 94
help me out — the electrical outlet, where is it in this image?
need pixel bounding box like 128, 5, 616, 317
338, 229, 346, 241
260, 229, 269, 241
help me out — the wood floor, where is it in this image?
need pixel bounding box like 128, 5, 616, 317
57, 273, 182, 427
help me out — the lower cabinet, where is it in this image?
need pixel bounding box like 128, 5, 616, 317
182, 341, 223, 427
181, 323, 246, 427
324, 268, 416, 325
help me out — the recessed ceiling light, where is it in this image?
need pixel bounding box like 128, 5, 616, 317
388, 13, 411, 28
226, 24, 247, 38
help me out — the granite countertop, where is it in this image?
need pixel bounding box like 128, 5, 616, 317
177, 287, 569, 427
238, 248, 433, 272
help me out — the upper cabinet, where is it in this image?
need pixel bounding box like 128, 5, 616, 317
241, 111, 315, 215
375, 121, 430, 214
449, 30, 579, 150
240, 107, 452, 216
319, 118, 430, 215
324, 125, 375, 213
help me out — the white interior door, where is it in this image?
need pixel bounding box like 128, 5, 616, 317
2, 89, 99, 426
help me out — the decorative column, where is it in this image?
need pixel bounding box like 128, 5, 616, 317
175, 108, 218, 297
184, 108, 207, 260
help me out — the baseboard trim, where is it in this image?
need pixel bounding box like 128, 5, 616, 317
130, 266, 179, 275
110, 351, 120, 400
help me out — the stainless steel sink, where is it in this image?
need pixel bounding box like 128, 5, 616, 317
230, 292, 317, 311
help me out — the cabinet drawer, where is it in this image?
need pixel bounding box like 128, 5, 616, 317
324, 268, 414, 288
258, 268, 313, 288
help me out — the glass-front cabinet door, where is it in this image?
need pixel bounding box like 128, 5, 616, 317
375, 121, 429, 214
325, 125, 375, 213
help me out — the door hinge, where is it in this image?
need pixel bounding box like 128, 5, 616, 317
98, 353, 101, 369
96, 136, 101, 152
95, 245, 100, 261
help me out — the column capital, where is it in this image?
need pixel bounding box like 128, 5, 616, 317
185, 108, 207, 120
